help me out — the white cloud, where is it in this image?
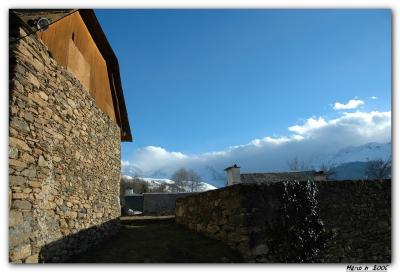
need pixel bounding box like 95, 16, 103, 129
129, 146, 188, 173
288, 117, 327, 135
122, 110, 391, 187
121, 160, 131, 167
333, 99, 364, 110
370, 96, 378, 100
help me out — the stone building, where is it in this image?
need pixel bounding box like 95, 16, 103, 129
9, 9, 132, 263
224, 164, 327, 186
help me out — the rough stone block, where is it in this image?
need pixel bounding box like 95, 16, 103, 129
9, 244, 31, 262
10, 175, 26, 186
12, 200, 32, 210
24, 254, 39, 263
10, 117, 30, 133
9, 137, 32, 152
9, 210, 23, 227
27, 72, 40, 88
38, 155, 47, 167
20, 167, 37, 178
9, 146, 19, 159
9, 159, 27, 168
250, 244, 269, 256
21, 153, 35, 163
9, 221, 31, 247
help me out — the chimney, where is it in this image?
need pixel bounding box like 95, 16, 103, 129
224, 164, 241, 186
314, 171, 327, 182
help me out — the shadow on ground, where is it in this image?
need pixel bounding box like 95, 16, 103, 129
68, 216, 243, 263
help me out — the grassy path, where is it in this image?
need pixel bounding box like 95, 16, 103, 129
69, 216, 243, 263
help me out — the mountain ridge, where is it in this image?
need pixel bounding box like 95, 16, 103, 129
122, 142, 391, 188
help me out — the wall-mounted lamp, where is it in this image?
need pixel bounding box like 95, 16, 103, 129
28, 17, 52, 32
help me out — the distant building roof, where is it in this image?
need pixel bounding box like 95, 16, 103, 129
224, 164, 240, 171
240, 171, 321, 184
125, 189, 142, 197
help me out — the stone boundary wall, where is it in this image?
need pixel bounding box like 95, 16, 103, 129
9, 23, 121, 263
316, 180, 391, 262
175, 180, 391, 263
124, 195, 144, 214
143, 192, 197, 215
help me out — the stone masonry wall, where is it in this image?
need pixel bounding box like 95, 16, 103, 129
176, 184, 273, 262
175, 180, 391, 263
9, 26, 121, 263
316, 180, 391, 263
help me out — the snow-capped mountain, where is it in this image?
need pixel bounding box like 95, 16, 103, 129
328, 142, 391, 166
199, 142, 391, 183
319, 142, 391, 180
122, 175, 217, 192
122, 142, 391, 187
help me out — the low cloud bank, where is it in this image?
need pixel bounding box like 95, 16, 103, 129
122, 110, 391, 186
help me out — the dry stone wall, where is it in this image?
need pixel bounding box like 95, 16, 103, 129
9, 25, 121, 263
176, 184, 273, 262
175, 180, 391, 263
316, 180, 391, 263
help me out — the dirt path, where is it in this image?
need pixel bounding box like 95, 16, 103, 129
69, 216, 243, 263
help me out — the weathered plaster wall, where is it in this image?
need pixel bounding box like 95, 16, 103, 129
176, 181, 391, 263
9, 26, 121, 263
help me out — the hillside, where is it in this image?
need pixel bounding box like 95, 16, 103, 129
122, 175, 217, 192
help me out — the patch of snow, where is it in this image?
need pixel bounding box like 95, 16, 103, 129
122, 175, 217, 192
328, 142, 391, 165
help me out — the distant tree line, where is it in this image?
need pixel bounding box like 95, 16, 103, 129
119, 176, 167, 199
119, 167, 204, 202
365, 158, 391, 181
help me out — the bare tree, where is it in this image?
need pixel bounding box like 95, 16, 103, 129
156, 183, 168, 193
317, 162, 337, 180
287, 157, 299, 171
287, 156, 310, 171
171, 168, 202, 192
148, 182, 168, 193
123, 177, 150, 194
366, 158, 391, 181
171, 168, 189, 192
169, 183, 181, 193
187, 170, 202, 192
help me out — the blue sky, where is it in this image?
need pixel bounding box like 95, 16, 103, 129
95, 9, 391, 183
